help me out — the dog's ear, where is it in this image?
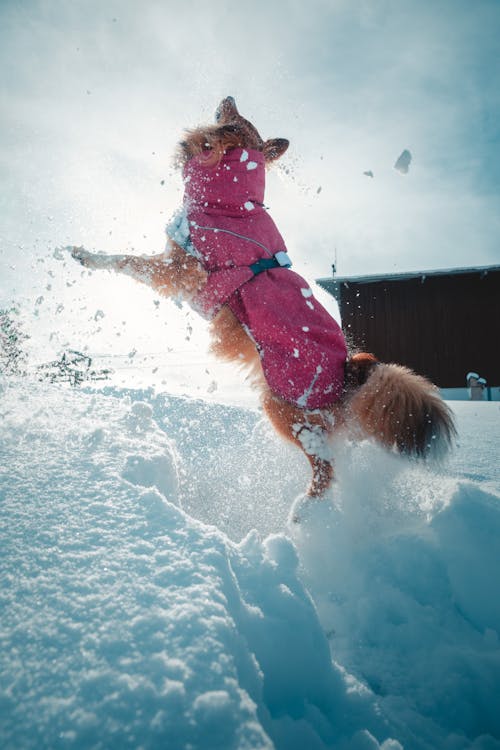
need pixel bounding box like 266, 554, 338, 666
263, 138, 289, 162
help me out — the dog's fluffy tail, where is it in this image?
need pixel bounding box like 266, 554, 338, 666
347, 358, 456, 460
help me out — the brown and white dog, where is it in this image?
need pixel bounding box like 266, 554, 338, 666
70, 97, 455, 500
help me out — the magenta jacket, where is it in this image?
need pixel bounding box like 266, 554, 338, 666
174, 147, 347, 409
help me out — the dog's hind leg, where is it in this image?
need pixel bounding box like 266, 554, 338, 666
261, 390, 336, 497
305, 455, 334, 497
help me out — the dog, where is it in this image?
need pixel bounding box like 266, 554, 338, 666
70, 96, 455, 499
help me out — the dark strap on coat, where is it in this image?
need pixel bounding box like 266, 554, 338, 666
249, 252, 292, 277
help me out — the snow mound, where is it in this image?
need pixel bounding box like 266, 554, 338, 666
1, 381, 499, 749
0, 380, 400, 750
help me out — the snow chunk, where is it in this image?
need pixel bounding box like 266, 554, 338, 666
394, 149, 412, 174
166, 208, 201, 259
193, 689, 231, 715
246, 161, 258, 171
244, 201, 255, 211
292, 420, 330, 460
296, 365, 323, 408
240, 150, 249, 162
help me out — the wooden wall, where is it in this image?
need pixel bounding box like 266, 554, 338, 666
336, 270, 500, 387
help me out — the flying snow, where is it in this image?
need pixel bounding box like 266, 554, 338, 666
394, 149, 412, 174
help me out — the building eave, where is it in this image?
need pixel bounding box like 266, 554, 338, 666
316, 264, 500, 287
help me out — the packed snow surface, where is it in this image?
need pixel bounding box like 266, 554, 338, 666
1, 379, 499, 750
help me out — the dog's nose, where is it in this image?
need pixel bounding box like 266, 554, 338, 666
215, 96, 237, 122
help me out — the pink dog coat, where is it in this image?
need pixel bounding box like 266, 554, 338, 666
170, 147, 347, 409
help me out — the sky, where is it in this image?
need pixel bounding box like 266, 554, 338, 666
1, 0, 500, 376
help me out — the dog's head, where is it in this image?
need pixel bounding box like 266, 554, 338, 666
176, 97, 289, 167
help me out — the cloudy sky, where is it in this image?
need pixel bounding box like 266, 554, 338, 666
1, 0, 499, 378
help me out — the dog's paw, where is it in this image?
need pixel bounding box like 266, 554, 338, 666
69, 246, 93, 267
287, 492, 337, 531
287, 493, 325, 526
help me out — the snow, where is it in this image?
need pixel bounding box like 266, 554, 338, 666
1, 379, 499, 750
394, 150, 412, 175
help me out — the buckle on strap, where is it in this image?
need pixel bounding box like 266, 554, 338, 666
249, 251, 292, 276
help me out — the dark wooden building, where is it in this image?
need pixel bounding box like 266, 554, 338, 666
317, 265, 500, 388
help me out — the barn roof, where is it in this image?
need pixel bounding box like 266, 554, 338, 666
317, 263, 500, 287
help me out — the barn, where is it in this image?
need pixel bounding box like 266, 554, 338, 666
316, 264, 500, 396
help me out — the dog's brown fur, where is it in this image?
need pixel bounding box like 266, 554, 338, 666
71, 97, 455, 497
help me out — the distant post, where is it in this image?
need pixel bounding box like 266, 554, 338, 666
466, 372, 486, 401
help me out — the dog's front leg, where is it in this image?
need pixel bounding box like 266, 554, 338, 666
69, 245, 206, 299
69, 244, 164, 291
70, 246, 118, 270
70, 246, 158, 280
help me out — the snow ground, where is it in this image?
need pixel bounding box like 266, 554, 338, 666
0, 379, 499, 750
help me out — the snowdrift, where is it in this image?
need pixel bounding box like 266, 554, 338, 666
1, 379, 499, 750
